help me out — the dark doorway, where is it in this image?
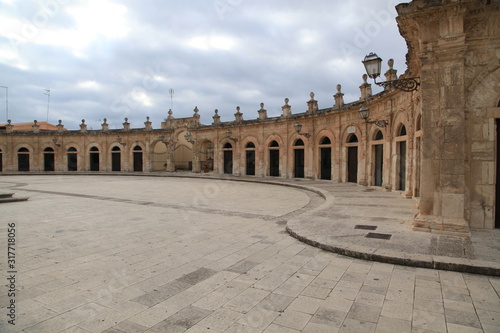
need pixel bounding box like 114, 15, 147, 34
67, 147, 77, 171
133, 146, 143, 172
89, 147, 99, 171
496, 119, 500, 228
18, 147, 29, 171
320, 147, 331, 180
269, 141, 280, 177
246, 150, 255, 175
223, 142, 233, 174
44, 147, 55, 171
294, 139, 305, 178
294, 149, 305, 178
111, 146, 121, 171
374, 144, 383, 186
224, 151, 233, 174
0, 149, 3, 172
399, 141, 406, 190
347, 146, 358, 183
245, 142, 255, 176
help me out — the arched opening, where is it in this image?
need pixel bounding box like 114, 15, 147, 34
319, 137, 332, 180
173, 131, 194, 171
397, 124, 407, 191
347, 134, 358, 183
152, 141, 167, 171
293, 139, 305, 178
0, 148, 2, 172
223, 142, 233, 174
89, 146, 100, 171
111, 146, 121, 171
245, 142, 256, 176
200, 141, 214, 172
17, 147, 30, 171
133, 146, 143, 172
269, 140, 280, 177
43, 147, 55, 171
67, 147, 77, 171
373, 130, 384, 187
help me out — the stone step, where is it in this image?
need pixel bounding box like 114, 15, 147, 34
0, 193, 15, 198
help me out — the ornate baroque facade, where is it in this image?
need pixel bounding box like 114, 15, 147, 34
1, 0, 499, 235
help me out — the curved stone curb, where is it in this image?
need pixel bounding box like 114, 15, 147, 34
286, 224, 500, 276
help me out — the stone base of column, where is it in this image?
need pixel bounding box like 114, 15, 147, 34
413, 214, 471, 237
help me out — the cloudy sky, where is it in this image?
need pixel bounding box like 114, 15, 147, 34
0, 0, 407, 130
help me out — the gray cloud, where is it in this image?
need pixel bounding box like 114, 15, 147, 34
0, 0, 407, 129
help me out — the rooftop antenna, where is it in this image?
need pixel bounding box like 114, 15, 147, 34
169, 88, 174, 111
0, 86, 7, 122
43, 88, 50, 122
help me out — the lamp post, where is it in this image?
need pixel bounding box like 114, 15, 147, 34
359, 107, 388, 128
362, 52, 419, 92
0, 86, 8, 122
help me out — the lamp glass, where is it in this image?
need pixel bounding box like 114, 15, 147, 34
362, 53, 382, 79
359, 107, 370, 120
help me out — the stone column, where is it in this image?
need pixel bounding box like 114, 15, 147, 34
398, 2, 470, 236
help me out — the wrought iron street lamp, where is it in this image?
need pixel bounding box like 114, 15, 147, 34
362, 52, 419, 92
226, 129, 238, 142
359, 107, 388, 128
294, 122, 311, 138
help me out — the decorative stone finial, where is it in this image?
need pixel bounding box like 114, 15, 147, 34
258, 102, 267, 121
260, 102, 264, 108
146, 116, 150, 121
194, 106, 199, 113
236, 106, 241, 113
34, 120, 38, 125
124, 117, 128, 122
7, 119, 11, 125
307, 93, 318, 113
284, 98, 289, 106
81, 119, 85, 124
58, 119, 62, 125
388, 58, 394, 69
333, 84, 345, 109
103, 118, 107, 124
214, 109, 218, 115
362, 74, 368, 84
213, 109, 221, 125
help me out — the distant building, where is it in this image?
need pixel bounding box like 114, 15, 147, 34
0, 0, 499, 235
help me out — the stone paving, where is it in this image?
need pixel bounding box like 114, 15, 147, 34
0, 174, 499, 333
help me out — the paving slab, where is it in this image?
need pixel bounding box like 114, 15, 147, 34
0, 173, 498, 333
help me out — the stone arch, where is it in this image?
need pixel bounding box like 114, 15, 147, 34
241, 135, 259, 176
341, 124, 363, 145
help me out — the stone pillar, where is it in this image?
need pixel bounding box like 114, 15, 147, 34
384, 59, 398, 89
281, 98, 291, 118
398, 1, 470, 236
57, 120, 64, 132
80, 119, 87, 133
5, 119, 13, 133
359, 74, 372, 100
123, 118, 130, 130
234, 106, 243, 123
32, 120, 40, 133
101, 118, 109, 131
333, 84, 344, 109
258, 103, 267, 121
212, 109, 221, 125
307, 92, 318, 114
144, 116, 152, 131
193, 107, 200, 125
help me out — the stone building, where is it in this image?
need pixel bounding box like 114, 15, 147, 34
0, 0, 499, 236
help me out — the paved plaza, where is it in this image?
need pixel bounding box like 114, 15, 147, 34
0, 174, 499, 333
